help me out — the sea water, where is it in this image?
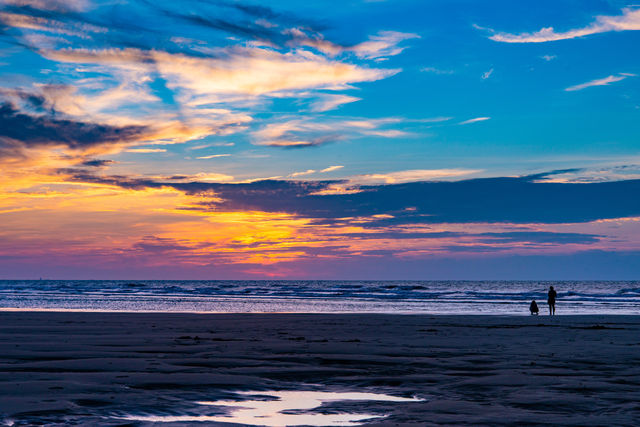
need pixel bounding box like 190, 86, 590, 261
1, 280, 639, 314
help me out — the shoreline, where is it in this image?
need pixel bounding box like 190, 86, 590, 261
2, 307, 640, 316
2, 311, 639, 425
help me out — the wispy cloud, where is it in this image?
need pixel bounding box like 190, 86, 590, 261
482, 7, 640, 43
459, 117, 491, 125
349, 31, 420, 60
320, 165, 343, 173
421, 67, 454, 75
418, 117, 453, 123
125, 148, 167, 153
289, 169, 316, 177
565, 73, 635, 91
482, 68, 494, 79
252, 117, 404, 148
532, 165, 640, 183
541, 54, 557, 61
195, 154, 231, 159
45, 47, 398, 101
362, 129, 409, 137
189, 142, 235, 150
309, 94, 360, 112
2, 0, 88, 12
284, 28, 419, 60
351, 169, 481, 185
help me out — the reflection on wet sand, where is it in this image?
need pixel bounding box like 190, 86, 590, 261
121, 390, 423, 426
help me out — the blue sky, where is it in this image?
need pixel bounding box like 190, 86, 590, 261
0, 0, 639, 279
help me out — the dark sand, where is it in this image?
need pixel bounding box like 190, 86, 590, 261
1, 312, 640, 426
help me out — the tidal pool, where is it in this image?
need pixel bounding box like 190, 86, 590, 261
120, 390, 423, 426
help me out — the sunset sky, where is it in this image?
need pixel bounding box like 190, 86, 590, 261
1, 0, 639, 279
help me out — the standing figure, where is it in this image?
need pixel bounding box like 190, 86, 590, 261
529, 300, 539, 315
547, 286, 557, 315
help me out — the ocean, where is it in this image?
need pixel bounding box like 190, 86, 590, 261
1, 280, 639, 314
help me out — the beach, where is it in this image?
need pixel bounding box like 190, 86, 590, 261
1, 312, 639, 426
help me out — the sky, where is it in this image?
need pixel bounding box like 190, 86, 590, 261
0, 0, 639, 279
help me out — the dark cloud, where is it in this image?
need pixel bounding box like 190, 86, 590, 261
262, 134, 345, 149
0, 102, 149, 157
0, 88, 48, 111
80, 159, 115, 168
343, 231, 463, 240
167, 12, 286, 45
225, 3, 280, 20
0, 0, 341, 59
62, 171, 640, 225
474, 231, 601, 245
130, 236, 192, 253
443, 245, 516, 253
341, 230, 601, 245
59, 169, 156, 190
186, 176, 640, 224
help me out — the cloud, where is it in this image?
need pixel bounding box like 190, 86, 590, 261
309, 94, 360, 112
459, 117, 491, 125
0, 11, 105, 38
484, 7, 640, 43
80, 159, 114, 168
417, 117, 453, 123
64, 171, 640, 225
565, 73, 635, 91
282, 28, 419, 60
125, 148, 167, 153
350, 169, 480, 185
195, 154, 231, 159
2, 0, 88, 12
320, 165, 343, 173
341, 230, 601, 245
482, 68, 494, 79
252, 117, 403, 148
44, 46, 398, 106
421, 67, 454, 75
472, 231, 601, 245
0, 85, 251, 155
130, 236, 193, 254
349, 31, 420, 60
361, 129, 409, 137
541, 54, 557, 61
532, 165, 640, 183
189, 142, 235, 150
0, 102, 151, 161
289, 169, 316, 178
0, 1, 413, 169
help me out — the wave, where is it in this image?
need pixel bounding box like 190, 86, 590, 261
1, 280, 639, 314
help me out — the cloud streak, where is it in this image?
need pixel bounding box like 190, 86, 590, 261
252, 117, 404, 148
565, 73, 635, 91
484, 7, 640, 43
459, 117, 490, 125
195, 154, 231, 159
309, 94, 360, 112
125, 148, 167, 153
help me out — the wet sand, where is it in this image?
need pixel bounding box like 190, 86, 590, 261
1, 312, 639, 426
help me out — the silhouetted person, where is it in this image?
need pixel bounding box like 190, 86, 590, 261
547, 286, 557, 315
529, 300, 539, 315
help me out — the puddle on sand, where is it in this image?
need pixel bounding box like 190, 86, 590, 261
120, 390, 423, 426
